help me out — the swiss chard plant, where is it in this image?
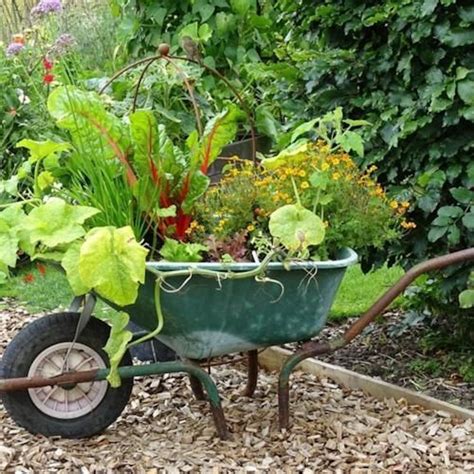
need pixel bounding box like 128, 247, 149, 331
47, 86, 242, 244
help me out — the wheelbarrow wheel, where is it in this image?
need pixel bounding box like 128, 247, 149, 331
0, 312, 133, 438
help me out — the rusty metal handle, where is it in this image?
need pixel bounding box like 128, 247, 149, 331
303, 247, 474, 353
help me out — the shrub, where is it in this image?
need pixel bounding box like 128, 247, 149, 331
268, 0, 474, 306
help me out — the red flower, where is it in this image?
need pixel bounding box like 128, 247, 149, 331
23, 273, 35, 284
43, 73, 55, 85
43, 57, 53, 70
36, 262, 47, 276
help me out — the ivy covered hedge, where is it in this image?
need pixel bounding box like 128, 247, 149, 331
272, 1, 474, 297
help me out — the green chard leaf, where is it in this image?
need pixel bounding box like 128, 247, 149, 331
190, 104, 242, 173
48, 86, 136, 185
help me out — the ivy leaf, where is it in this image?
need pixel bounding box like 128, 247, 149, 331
450, 187, 473, 204
438, 205, 463, 218
79, 226, 148, 306
23, 198, 100, 248
269, 204, 325, 251
457, 80, 474, 105
462, 212, 474, 229
101, 311, 133, 388
62, 242, 91, 295
427, 226, 447, 242
459, 289, 474, 308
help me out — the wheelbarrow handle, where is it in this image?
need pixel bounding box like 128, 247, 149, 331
309, 247, 474, 353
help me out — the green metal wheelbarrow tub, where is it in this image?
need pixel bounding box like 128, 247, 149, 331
119, 248, 358, 360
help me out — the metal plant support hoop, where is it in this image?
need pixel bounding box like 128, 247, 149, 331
98, 45, 258, 165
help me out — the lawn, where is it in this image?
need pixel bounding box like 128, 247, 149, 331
0, 262, 405, 319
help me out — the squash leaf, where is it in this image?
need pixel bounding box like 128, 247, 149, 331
79, 226, 148, 306
269, 204, 326, 251
62, 242, 91, 295
100, 311, 133, 388
23, 198, 99, 247
261, 142, 310, 170
0, 219, 19, 268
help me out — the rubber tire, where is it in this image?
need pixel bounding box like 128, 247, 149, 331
0, 312, 134, 438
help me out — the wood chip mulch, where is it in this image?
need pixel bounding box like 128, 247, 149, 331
1, 304, 473, 472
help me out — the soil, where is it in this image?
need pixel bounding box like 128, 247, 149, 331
306, 311, 474, 410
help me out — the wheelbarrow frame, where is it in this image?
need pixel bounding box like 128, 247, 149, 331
1, 248, 473, 440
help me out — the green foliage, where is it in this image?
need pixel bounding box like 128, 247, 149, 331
269, 204, 325, 253
110, 0, 275, 68
23, 197, 99, 249
267, 0, 474, 308
100, 311, 133, 387
46, 86, 241, 243
159, 238, 208, 262
78, 226, 149, 306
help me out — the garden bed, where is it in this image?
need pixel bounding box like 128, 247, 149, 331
304, 311, 474, 410
1, 306, 473, 472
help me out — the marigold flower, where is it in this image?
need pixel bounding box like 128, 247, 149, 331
247, 224, 255, 232
401, 201, 410, 209
332, 172, 341, 180
401, 220, 416, 229
12, 34, 25, 45
301, 181, 310, 189
299, 170, 306, 177
321, 162, 330, 171
389, 200, 398, 209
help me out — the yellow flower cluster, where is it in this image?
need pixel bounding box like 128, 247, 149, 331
185, 220, 205, 235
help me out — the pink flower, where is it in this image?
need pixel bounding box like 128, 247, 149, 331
31, 0, 62, 16
6, 42, 24, 56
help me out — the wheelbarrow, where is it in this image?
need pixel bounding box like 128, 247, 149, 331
0, 248, 472, 439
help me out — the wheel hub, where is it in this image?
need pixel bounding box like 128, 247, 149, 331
28, 342, 108, 419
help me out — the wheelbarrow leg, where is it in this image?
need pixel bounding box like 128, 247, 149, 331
278, 344, 331, 430
243, 350, 259, 397
185, 363, 229, 440
189, 374, 206, 400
